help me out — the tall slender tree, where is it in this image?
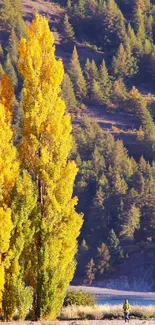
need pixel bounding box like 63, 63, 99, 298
4, 54, 18, 87
84, 58, 91, 97
0, 74, 19, 309
63, 14, 75, 43
61, 73, 77, 112
101, 0, 126, 49
68, 46, 87, 101
18, 15, 83, 320
107, 229, 123, 265
99, 59, 112, 103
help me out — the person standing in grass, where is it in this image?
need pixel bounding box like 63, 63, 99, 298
123, 299, 131, 323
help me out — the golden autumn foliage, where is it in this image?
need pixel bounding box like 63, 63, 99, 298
1, 74, 14, 123
3, 170, 37, 320
18, 15, 83, 319
0, 74, 19, 309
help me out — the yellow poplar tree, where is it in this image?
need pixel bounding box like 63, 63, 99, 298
3, 170, 37, 320
0, 74, 18, 309
18, 15, 83, 320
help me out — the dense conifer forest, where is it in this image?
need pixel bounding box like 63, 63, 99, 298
1, 0, 155, 320
54, 0, 155, 286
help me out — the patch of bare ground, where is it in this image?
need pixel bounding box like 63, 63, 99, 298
22, 0, 64, 21
87, 106, 139, 131
0, 320, 155, 325
80, 105, 139, 145
21, 0, 64, 43
56, 43, 105, 70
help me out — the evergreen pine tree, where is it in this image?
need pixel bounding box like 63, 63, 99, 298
90, 79, 102, 104
102, 0, 126, 49
84, 58, 91, 81
73, 0, 88, 17
90, 59, 99, 81
134, 5, 144, 32
76, 238, 89, 278
128, 87, 155, 155
137, 17, 146, 44
14, 12, 26, 39
133, 1, 147, 46
0, 0, 15, 32
0, 0, 26, 37
126, 23, 137, 50
120, 204, 140, 239
107, 229, 123, 265
143, 39, 152, 55
112, 43, 127, 78
89, 60, 99, 102
4, 54, 18, 87
84, 58, 91, 96
68, 46, 87, 100
138, 176, 155, 242
63, 14, 75, 43
7, 30, 19, 64
125, 43, 138, 77
12, 0, 26, 38
145, 15, 153, 40
84, 258, 96, 284
96, 243, 110, 276
61, 73, 77, 112
99, 59, 112, 103
80, 239, 89, 252
87, 185, 106, 245
111, 78, 127, 106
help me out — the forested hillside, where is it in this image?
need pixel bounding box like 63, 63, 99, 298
1, 0, 155, 300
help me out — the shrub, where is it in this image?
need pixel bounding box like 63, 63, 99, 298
63, 290, 96, 307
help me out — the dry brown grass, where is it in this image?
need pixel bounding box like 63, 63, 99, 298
59, 304, 155, 320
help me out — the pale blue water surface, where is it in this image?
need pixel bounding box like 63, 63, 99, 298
97, 298, 155, 305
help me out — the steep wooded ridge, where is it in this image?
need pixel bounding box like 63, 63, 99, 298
1, 0, 155, 296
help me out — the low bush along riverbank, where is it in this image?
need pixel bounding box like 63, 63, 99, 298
59, 304, 155, 320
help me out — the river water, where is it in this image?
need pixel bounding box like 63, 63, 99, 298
97, 298, 155, 305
